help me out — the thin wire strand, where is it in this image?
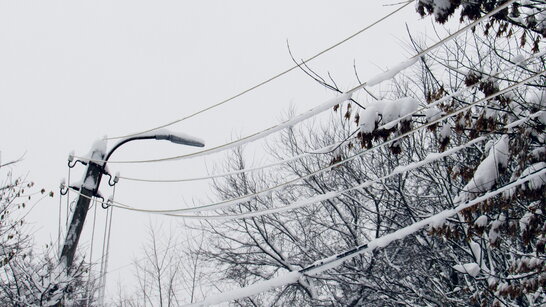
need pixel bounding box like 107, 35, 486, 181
100, 206, 114, 305
77, 0, 517, 165
58, 188, 62, 254
102, 70, 545, 214
65, 73, 544, 217
66, 167, 71, 227
86, 197, 99, 305
105, 1, 413, 141
167, 138, 513, 220
98, 186, 116, 306
186, 166, 546, 306
77, 108, 541, 220
117, 51, 545, 183
97, 204, 110, 304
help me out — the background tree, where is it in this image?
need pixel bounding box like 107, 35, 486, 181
118, 223, 206, 307
126, 2, 544, 306
193, 1, 545, 306
0, 158, 97, 306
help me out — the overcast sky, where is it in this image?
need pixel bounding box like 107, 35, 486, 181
0, 0, 434, 303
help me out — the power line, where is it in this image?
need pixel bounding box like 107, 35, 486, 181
105, 1, 414, 141
96, 69, 545, 214
185, 166, 546, 306
168, 118, 537, 220
75, 107, 543, 220
115, 51, 545, 183
76, 0, 518, 165
65, 70, 545, 217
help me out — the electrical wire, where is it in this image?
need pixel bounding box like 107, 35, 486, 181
116, 50, 545, 183
167, 123, 532, 220
100, 206, 114, 305
105, 1, 414, 141
86, 198, 99, 305
185, 166, 546, 306
76, 0, 517, 165
65, 72, 545, 218
93, 69, 545, 214
71, 76, 545, 218
97, 203, 111, 304
66, 167, 71, 227
98, 186, 116, 306
74, 107, 543, 219
58, 188, 62, 254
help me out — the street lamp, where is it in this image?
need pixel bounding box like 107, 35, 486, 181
60, 133, 205, 271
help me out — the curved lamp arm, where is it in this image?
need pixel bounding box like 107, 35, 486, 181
105, 134, 205, 162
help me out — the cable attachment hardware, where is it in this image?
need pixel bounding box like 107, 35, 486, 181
102, 196, 114, 209
68, 150, 89, 168
67, 159, 77, 168
60, 180, 69, 196
68, 159, 88, 168
107, 172, 120, 187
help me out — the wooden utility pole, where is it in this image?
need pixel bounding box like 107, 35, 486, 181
60, 158, 104, 269
55, 134, 204, 305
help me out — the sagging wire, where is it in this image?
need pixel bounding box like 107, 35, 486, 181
74, 1, 517, 166
116, 50, 544, 183
107, 70, 546, 215
186, 166, 546, 307
65, 106, 544, 220
165, 112, 542, 220
105, 1, 414, 141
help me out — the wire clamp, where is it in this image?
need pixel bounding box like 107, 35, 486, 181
102, 196, 114, 209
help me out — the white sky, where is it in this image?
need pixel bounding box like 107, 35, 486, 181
0, 0, 433, 303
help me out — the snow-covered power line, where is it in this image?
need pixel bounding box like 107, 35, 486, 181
116, 51, 545, 183
66, 69, 545, 216
185, 166, 546, 306
85, 107, 544, 219
104, 70, 546, 214
76, 0, 517, 165
105, 1, 413, 141
169, 116, 541, 220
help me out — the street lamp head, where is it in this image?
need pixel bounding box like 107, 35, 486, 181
104, 131, 205, 163
154, 133, 205, 148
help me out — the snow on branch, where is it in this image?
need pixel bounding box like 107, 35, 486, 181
458, 135, 510, 202
185, 167, 546, 306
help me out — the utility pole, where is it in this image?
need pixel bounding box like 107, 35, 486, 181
56, 133, 204, 305
61, 146, 106, 270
